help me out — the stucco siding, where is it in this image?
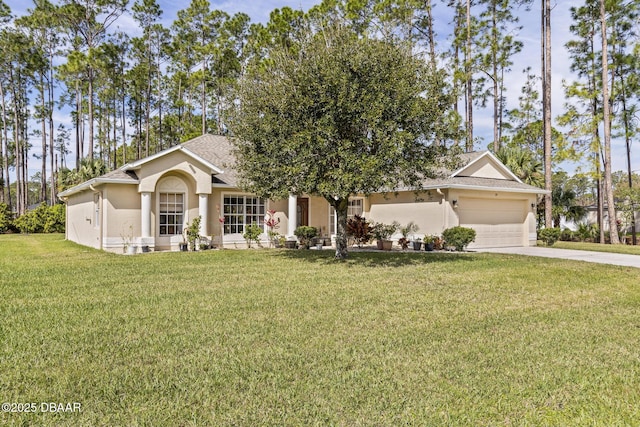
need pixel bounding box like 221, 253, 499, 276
368, 192, 447, 239
267, 198, 288, 241
65, 190, 101, 249
103, 184, 141, 253
137, 150, 213, 194
460, 157, 512, 180
309, 196, 331, 237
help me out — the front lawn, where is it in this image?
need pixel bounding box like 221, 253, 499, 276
2, 234, 640, 425
554, 240, 640, 255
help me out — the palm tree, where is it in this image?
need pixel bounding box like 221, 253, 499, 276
550, 173, 587, 228
495, 146, 544, 188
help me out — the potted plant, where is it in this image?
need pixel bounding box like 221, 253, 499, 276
433, 235, 444, 251
423, 234, 436, 251
179, 235, 189, 252
120, 224, 136, 254
398, 221, 418, 251
294, 225, 317, 249
372, 221, 399, 250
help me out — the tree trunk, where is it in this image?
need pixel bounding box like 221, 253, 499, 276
491, 3, 499, 152
11, 67, 23, 215
121, 93, 126, 165
48, 53, 55, 205
146, 67, 151, 157
465, 0, 474, 152
597, 170, 604, 243
75, 81, 82, 170
88, 68, 94, 161
202, 62, 207, 135
0, 80, 9, 210
600, 0, 619, 244
542, 0, 553, 229
620, 77, 636, 245
332, 197, 349, 259
427, 0, 436, 69
40, 74, 47, 204
113, 97, 117, 170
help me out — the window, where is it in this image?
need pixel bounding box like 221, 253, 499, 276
329, 198, 364, 235
223, 195, 266, 234
93, 193, 100, 228
159, 193, 184, 236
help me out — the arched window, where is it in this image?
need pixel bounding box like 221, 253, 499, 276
157, 176, 188, 236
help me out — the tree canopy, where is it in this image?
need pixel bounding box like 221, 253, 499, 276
229, 23, 457, 258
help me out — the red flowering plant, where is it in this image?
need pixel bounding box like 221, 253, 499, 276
264, 209, 282, 247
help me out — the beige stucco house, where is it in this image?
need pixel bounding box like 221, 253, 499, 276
58, 134, 547, 253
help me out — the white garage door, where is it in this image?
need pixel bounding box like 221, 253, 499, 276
458, 198, 526, 248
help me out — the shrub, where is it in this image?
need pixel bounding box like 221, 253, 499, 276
576, 223, 598, 242
243, 223, 263, 248
0, 202, 13, 233
346, 215, 372, 247
13, 203, 65, 234
43, 204, 65, 233
442, 226, 476, 251
294, 225, 317, 248
538, 227, 561, 246
186, 216, 201, 250
560, 228, 574, 242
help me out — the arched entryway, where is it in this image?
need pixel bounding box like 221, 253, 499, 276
155, 175, 190, 250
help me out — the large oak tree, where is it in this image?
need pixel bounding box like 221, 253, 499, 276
229, 22, 456, 259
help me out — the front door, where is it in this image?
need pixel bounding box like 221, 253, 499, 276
297, 198, 309, 227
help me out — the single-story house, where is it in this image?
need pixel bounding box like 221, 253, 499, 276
58, 134, 547, 252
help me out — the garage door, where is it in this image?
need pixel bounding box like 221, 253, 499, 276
458, 198, 526, 248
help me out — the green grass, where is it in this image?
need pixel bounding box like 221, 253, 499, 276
2, 234, 640, 426
554, 240, 640, 255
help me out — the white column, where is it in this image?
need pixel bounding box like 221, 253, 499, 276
199, 194, 209, 236
141, 192, 152, 238
288, 194, 297, 239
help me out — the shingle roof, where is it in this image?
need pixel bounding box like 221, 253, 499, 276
100, 168, 138, 181
422, 176, 543, 192
60, 135, 545, 198
182, 134, 239, 187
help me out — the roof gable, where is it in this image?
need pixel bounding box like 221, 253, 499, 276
123, 143, 223, 175
451, 151, 521, 182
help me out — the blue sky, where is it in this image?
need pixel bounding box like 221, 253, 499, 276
3, 0, 634, 178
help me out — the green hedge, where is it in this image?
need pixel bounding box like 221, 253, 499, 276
538, 227, 561, 246
11, 203, 65, 234
442, 226, 476, 251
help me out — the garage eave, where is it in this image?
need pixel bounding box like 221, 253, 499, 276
436, 183, 550, 195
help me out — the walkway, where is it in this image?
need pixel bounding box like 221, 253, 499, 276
476, 246, 640, 269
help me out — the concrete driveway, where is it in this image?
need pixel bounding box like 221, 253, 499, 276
475, 246, 640, 269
